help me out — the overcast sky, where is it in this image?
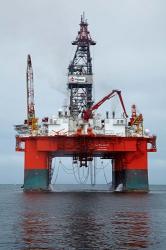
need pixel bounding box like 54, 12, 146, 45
0, 0, 165, 184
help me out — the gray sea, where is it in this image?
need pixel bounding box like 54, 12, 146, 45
0, 184, 166, 249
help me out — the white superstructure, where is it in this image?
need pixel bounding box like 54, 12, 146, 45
38, 110, 128, 136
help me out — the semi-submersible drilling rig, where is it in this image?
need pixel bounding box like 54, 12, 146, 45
15, 15, 156, 192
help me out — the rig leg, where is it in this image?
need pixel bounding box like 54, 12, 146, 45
112, 156, 125, 191
113, 141, 149, 192
123, 149, 148, 192
24, 140, 49, 191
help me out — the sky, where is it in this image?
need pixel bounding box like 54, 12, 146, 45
0, 0, 165, 184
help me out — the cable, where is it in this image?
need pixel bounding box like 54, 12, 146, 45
60, 162, 74, 175
52, 159, 60, 184
78, 164, 89, 184
51, 157, 91, 185
72, 162, 82, 184
72, 160, 90, 184
101, 160, 112, 185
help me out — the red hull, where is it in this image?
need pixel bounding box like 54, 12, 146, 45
16, 134, 156, 191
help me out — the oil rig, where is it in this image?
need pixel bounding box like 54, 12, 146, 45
15, 14, 156, 192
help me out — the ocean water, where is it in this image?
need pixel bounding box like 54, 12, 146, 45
0, 185, 166, 249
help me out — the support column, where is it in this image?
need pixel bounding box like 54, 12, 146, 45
112, 156, 124, 191
123, 142, 148, 192
113, 140, 148, 192
24, 139, 49, 191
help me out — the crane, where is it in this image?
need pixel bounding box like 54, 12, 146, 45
26, 55, 38, 132
82, 89, 128, 121
129, 104, 143, 134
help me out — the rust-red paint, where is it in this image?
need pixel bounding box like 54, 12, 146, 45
16, 135, 156, 171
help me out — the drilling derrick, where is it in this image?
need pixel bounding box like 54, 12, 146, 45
68, 13, 96, 118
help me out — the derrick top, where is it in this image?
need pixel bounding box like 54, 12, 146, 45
72, 13, 96, 46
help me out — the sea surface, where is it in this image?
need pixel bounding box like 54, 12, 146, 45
0, 184, 166, 250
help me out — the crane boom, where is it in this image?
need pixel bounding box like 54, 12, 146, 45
83, 89, 128, 121
27, 54, 35, 122
26, 55, 38, 132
